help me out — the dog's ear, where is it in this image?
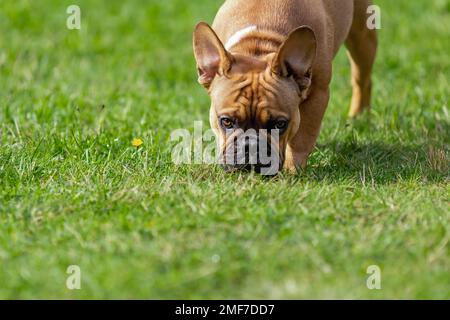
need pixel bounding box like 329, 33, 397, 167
271, 26, 317, 92
193, 22, 233, 89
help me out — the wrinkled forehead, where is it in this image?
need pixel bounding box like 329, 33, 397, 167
211, 54, 267, 103
231, 54, 269, 74
211, 69, 298, 121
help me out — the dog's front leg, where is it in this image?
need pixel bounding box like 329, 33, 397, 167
284, 86, 330, 172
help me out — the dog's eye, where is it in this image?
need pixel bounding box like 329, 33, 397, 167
274, 119, 288, 130
220, 117, 235, 129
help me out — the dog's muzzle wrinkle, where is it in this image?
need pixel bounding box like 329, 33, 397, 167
220, 130, 283, 175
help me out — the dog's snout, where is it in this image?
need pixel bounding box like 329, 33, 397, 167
244, 138, 258, 151
243, 136, 258, 155
220, 131, 282, 176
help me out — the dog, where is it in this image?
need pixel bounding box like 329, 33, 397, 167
193, 0, 377, 173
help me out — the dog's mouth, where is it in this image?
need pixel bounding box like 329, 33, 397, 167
219, 136, 284, 176
221, 162, 283, 175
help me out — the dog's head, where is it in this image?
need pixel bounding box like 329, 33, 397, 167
193, 23, 316, 174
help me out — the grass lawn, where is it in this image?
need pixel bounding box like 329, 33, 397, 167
0, 0, 448, 299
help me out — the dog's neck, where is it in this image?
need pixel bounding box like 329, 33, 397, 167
225, 26, 285, 57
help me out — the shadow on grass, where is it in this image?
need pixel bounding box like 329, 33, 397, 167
306, 141, 449, 184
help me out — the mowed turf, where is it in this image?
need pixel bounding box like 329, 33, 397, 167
0, 0, 448, 299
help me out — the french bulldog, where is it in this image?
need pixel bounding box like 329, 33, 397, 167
193, 0, 377, 173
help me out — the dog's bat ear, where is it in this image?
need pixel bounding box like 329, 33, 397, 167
193, 22, 233, 89
271, 26, 317, 91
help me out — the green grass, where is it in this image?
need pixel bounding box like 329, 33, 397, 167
0, 0, 448, 299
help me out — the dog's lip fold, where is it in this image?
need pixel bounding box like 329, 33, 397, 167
221, 163, 280, 175
219, 152, 284, 176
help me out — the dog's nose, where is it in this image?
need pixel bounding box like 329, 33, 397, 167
243, 138, 259, 164
244, 138, 257, 153
220, 131, 281, 175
